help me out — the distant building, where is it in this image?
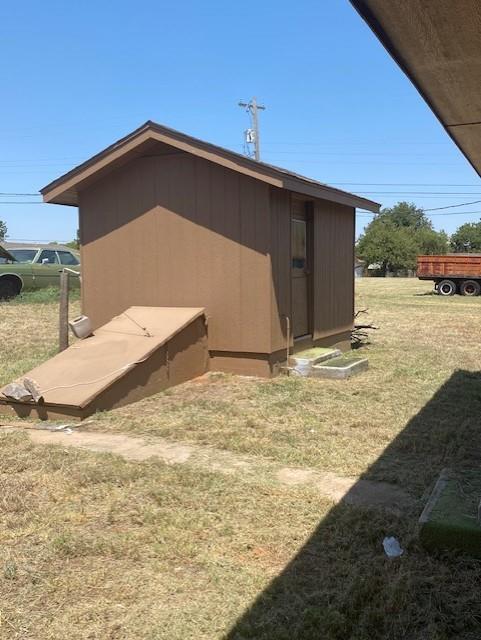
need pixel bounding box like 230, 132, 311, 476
355, 258, 365, 278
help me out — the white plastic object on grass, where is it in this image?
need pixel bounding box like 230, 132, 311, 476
383, 536, 404, 558
33, 423, 75, 433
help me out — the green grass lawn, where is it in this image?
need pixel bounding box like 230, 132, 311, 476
1, 279, 481, 639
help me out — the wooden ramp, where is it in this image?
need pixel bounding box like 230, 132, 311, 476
0, 306, 208, 420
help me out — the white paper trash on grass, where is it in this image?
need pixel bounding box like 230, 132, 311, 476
383, 536, 404, 558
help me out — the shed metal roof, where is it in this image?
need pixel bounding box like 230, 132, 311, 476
41, 121, 380, 212
350, 0, 481, 177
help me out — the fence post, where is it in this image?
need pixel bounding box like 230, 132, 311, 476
59, 269, 69, 352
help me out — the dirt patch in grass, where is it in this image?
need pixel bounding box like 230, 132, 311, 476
11, 426, 414, 512
1, 431, 480, 639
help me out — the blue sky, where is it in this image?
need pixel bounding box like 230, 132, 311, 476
1, 0, 479, 243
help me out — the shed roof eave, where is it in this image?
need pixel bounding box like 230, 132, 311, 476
41, 121, 380, 213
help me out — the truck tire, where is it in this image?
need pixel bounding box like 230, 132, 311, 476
460, 280, 480, 296
437, 279, 456, 296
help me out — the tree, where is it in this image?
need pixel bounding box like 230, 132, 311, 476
378, 201, 432, 230
356, 202, 447, 276
66, 229, 80, 250
0, 220, 6, 240
357, 217, 419, 275
450, 222, 481, 253
416, 227, 449, 255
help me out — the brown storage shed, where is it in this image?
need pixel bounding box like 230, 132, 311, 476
41, 122, 379, 377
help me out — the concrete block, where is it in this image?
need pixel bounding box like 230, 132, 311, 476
289, 347, 341, 376
310, 355, 369, 379
419, 468, 481, 558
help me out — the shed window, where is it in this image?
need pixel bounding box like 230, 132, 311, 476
291, 219, 307, 270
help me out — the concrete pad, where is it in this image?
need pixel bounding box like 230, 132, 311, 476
419, 468, 481, 558
289, 347, 341, 376
1, 425, 413, 513
311, 355, 368, 379
276, 467, 412, 512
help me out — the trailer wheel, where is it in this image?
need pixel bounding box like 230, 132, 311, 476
437, 279, 456, 296
460, 280, 480, 296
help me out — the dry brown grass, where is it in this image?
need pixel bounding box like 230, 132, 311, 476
4, 279, 481, 496
0, 288, 80, 386
1, 430, 480, 639
88, 278, 481, 496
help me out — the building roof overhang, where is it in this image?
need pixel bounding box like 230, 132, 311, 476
350, 0, 481, 177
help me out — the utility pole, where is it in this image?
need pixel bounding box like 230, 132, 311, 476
238, 97, 266, 161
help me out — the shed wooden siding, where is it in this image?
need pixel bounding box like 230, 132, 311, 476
79, 153, 273, 354
312, 200, 355, 340
269, 187, 291, 353
268, 190, 355, 352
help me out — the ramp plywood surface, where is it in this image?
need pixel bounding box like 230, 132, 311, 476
1, 306, 205, 409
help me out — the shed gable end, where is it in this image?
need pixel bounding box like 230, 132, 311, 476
79, 152, 273, 354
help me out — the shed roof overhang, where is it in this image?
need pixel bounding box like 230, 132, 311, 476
40, 121, 380, 213
350, 0, 481, 177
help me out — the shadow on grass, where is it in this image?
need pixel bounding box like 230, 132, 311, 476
414, 291, 437, 297
351, 339, 371, 350
226, 370, 481, 639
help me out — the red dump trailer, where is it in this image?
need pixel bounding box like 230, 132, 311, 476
417, 254, 481, 296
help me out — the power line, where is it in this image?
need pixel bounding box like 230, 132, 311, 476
0, 157, 82, 163
261, 140, 453, 146
330, 183, 481, 187
264, 150, 456, 157
353, 192, 481, 195
425, 199, 481, 211
5, 238, 72, 243
357, 209, 481, 217
0, 192, 40, 196
430, 210, 481, 216
357, 200, 481, 214
264, 159, 461, 166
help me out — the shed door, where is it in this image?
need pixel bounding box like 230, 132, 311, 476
291, 202, 312, 338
